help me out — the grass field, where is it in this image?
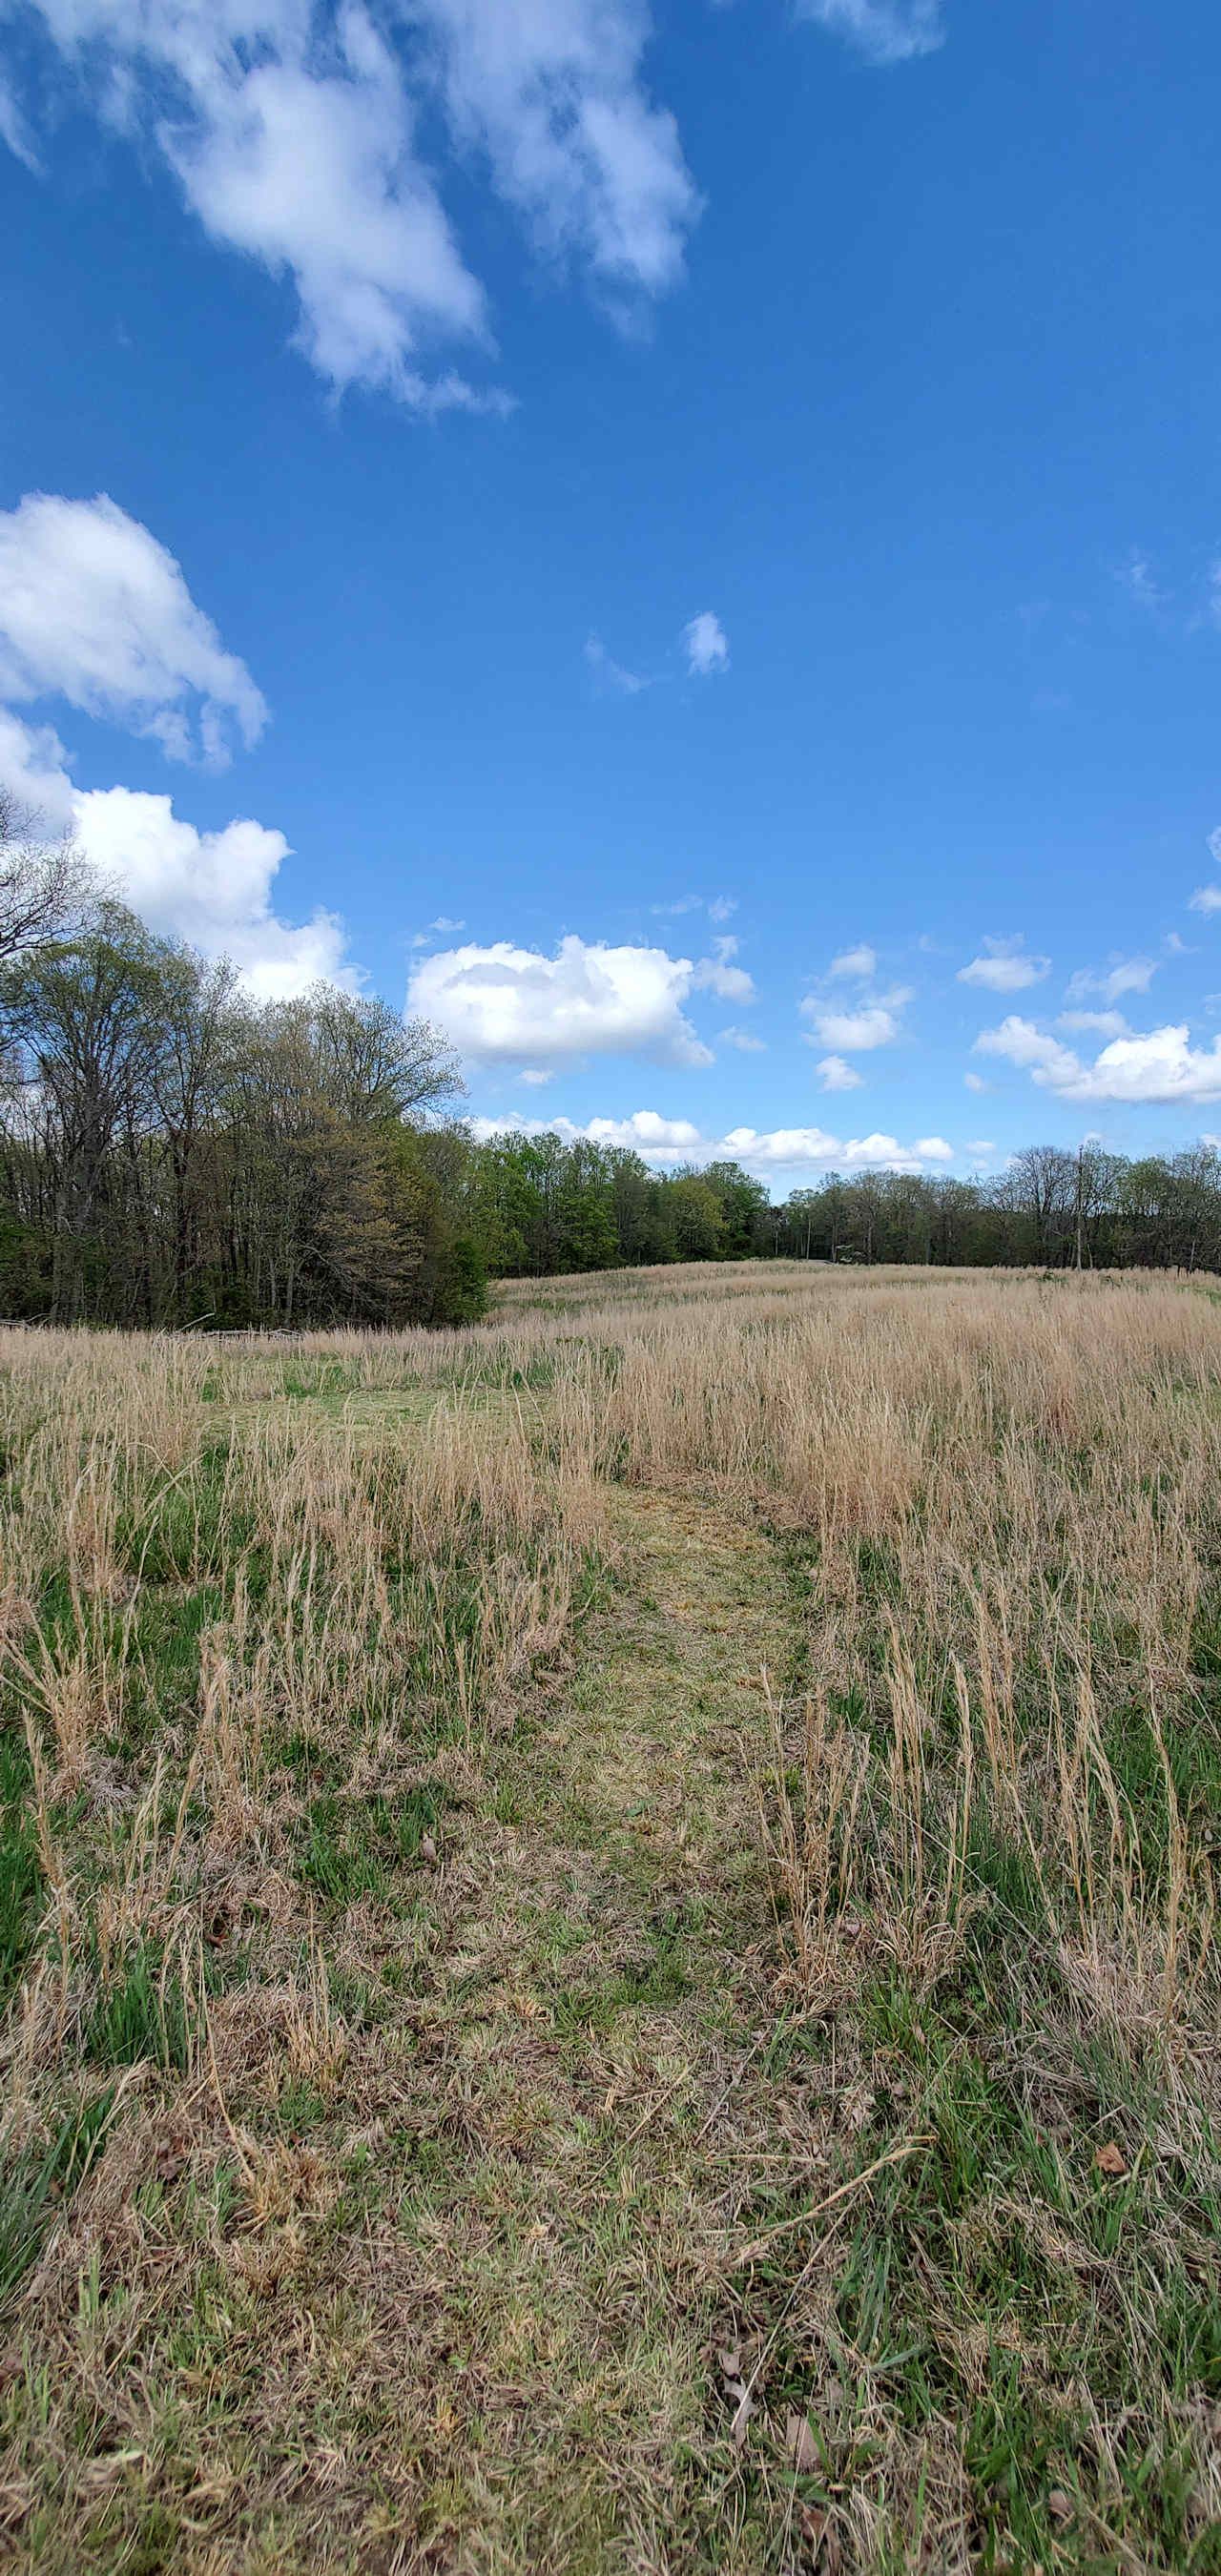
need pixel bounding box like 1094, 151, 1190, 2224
0, 1261, 1218, 2574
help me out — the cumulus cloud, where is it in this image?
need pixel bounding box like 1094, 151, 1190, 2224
407, 934, 716, 1066
72, 786, 353, 999
816, 1054, 863, 1091
0, 492, 266, 766
468, 1109, 959, 1175
1065, 955, 1157, 1006
0, 492, 352, 998
976, 1013, 1221, 1104
796, 0, 945, 66
957, 936, 1050, 993
691, 934, 755, 1003
800, 986, 911, 1051
6, 0, 697, 405
0, 707, 74, 821
829, 943, 877, 980
682, 611, 729, 676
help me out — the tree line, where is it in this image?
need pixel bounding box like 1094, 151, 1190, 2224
3, 792, 1221, 1326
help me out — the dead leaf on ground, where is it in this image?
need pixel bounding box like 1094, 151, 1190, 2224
1047, 2486, 1073, 2523
1094, 2141, 1128, 2177
798, 2504, 841, 2569
728, 2381, 755, 2447
716, 2347, 755, 2447
785, 2408, 819, 2474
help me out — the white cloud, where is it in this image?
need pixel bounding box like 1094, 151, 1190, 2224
407, 933, 715, 1066
410, 913, 466, 948
816, 1054, 863, 1091
519, 1067, 553, 1086
0, 706, 74, 821
1058, 1008, 1129, 1039
469, 1108, 958, 1175
421, 0, 697, 302
964, 1139, 996, 1158
719, 1025, 766, 1053
795, 0, 945, 66
976, 1013, 1221, 1104
1190, 823, 1221, 917
585, 634, 647, 696
9, 0, 696, 405
800, 986, 911, 1051
962, 1070, 989, 1094
1065, 956, 1157, 1006
652, 892, 736, 920
692, 934, 755, 1003
957, 936, 1050, 993
974, 1017, 1080, 1083
1115, 551, 1163, 610
682, 611, 729, 676
829, 942, 877, 979
0, 492, 266, 767
71, 785, 353, 999
0, 492, 351, 998
0, 70, 39, 169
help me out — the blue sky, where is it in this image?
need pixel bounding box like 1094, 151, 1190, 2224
3, 0, 1221, 1185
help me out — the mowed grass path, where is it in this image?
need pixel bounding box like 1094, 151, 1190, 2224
1, 1391, 818, 2575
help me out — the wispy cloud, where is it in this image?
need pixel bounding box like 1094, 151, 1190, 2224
1190, 825, 1221, 914
585, 634, 648, 696
692, 934, 755, 1003
829, 943, 877, 980
795, 0, 945, 66
6, 0, 698, 407
1065, 955, 1157, 1006
957, 936, 1050, 993
682, 610, 730, 676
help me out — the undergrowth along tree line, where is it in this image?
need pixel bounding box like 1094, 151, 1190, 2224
4, 789, 1221, 1325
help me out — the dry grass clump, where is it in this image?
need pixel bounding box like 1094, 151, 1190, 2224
0, 1269, 1219, 2571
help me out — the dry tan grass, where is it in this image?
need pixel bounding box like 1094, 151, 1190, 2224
0, 1267, 1218, 2571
